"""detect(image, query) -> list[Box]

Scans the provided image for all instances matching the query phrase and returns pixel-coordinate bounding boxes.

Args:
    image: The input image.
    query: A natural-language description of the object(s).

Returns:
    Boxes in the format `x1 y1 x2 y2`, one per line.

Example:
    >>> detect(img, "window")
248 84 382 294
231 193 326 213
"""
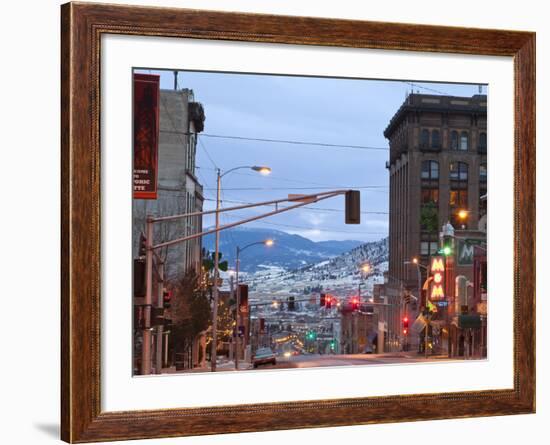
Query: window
421 160 439 180
480 162 487 182
450 131 459 150
421 188 439 204
450 190 468 206
460 131 469 150
479 132 487 148
431 130 440 148
420 129 430 148
420 241 440 256
450 162 469 228
478 132 487 154
450 162 468 181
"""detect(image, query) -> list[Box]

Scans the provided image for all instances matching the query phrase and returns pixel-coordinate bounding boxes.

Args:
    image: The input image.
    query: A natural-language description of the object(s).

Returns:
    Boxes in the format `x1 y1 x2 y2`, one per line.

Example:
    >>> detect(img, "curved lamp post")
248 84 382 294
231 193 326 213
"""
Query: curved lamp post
234 239 274 369
211 165 271 372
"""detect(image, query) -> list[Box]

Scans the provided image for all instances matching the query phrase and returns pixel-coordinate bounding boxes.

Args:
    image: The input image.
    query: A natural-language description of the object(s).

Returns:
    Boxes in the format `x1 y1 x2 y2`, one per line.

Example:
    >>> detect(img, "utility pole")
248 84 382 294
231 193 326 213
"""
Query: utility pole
211 169 221 372
141 216 154 375
155 261 164 374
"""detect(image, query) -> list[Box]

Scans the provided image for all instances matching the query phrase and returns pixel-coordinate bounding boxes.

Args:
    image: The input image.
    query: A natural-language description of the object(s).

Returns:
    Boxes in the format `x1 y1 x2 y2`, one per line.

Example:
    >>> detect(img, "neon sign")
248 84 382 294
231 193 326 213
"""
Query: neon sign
430 256 445 301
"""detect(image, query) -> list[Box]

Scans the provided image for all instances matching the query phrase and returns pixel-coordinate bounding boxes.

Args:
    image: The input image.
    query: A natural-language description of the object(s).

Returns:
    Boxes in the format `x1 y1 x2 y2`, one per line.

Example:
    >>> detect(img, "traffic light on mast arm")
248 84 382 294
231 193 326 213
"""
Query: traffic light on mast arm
138 232 147 257
351 297 360 311
320 293 326 307
345 190 361 224
326 295 332 309
402 316 409 335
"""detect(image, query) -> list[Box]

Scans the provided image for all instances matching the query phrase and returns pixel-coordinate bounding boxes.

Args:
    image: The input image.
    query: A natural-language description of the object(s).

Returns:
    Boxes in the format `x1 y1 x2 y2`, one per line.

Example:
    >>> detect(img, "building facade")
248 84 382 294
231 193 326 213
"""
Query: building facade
133 87 206 373
133 88 205 279
383 93 487 355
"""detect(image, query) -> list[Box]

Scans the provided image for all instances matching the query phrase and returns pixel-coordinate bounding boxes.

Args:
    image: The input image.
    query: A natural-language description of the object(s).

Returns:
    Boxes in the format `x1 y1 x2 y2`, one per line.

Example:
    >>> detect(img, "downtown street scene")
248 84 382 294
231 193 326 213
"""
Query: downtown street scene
132 70 488 375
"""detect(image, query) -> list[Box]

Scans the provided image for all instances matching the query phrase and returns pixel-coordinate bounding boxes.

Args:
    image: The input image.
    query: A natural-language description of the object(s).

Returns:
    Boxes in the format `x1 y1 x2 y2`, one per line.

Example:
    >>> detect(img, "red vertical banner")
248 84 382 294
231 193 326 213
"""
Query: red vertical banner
133 73 160 199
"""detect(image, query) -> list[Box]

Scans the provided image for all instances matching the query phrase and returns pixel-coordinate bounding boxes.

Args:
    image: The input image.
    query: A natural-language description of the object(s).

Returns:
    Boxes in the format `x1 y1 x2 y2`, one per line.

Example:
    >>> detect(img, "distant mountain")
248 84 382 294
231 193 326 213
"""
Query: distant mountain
202 226 363 272
247 237 389 298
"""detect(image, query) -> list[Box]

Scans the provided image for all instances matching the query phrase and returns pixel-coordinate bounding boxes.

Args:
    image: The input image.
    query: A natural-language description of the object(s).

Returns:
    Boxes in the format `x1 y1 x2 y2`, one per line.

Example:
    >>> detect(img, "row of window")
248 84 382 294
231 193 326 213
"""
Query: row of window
420 129 486 151
420 160 487 183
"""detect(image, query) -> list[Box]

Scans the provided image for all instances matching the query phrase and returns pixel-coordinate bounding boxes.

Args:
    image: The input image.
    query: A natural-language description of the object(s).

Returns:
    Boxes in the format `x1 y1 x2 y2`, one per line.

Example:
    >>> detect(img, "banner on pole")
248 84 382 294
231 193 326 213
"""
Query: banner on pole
133 73 160 199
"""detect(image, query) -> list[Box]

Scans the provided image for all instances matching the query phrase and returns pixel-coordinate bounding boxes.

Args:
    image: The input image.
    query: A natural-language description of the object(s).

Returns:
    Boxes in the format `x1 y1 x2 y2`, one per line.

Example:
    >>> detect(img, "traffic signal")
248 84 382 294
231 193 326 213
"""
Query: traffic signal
288 296 295 311
320 293 326 307
402 316 409 335
163 288 172 308
441 235 453 256
326 295 332 309
133 258 146 297
351 297 360 311
138 232 147 257
345 190 361 224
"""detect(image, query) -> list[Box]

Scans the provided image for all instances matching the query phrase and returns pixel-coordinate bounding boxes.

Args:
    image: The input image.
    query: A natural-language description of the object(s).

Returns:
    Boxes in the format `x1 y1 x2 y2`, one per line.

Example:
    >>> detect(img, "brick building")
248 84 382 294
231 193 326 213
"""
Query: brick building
382 93 488 355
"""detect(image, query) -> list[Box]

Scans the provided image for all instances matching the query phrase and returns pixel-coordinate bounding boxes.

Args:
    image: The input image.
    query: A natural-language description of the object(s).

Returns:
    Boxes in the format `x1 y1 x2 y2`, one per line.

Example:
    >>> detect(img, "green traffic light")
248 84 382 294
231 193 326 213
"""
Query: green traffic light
443 246 452 256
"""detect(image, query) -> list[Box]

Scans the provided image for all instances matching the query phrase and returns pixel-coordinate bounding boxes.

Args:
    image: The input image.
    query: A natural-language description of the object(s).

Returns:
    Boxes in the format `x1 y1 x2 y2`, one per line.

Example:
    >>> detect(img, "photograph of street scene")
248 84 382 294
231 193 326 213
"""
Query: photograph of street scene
132 69 488 376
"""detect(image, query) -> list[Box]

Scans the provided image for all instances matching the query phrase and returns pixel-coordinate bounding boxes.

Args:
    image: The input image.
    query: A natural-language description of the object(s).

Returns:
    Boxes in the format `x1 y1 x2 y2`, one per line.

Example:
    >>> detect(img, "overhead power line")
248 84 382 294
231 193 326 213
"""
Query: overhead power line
203 197 388 215
202 185 388 191
199 133 389 151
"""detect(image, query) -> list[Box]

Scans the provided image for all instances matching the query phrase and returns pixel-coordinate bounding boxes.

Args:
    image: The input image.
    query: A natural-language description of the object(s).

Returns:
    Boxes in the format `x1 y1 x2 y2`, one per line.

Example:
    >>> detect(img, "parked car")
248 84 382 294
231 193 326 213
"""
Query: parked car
252 347 277 368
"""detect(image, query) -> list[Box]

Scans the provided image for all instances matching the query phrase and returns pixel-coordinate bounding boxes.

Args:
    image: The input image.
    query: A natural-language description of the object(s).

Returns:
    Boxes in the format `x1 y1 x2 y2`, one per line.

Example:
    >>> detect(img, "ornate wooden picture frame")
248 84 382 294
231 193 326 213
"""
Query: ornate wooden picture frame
61 2 535 442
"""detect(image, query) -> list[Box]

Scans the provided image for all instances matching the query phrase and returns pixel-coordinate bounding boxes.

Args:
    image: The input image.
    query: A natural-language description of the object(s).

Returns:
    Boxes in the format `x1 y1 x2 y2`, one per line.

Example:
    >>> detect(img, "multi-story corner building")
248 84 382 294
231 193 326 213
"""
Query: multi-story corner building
383 93 488 356
133 88 205 280
384 93 487 291
133 86 206 373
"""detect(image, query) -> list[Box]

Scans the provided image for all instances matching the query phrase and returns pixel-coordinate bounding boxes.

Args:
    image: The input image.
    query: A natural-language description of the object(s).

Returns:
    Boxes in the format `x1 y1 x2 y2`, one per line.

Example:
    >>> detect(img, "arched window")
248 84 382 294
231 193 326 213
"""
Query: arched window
450 162 469 227
450 161 468 181
421 160 439 180
431 130 440 148
450 130 459 150
479 132 487 148
420 129 430 148
421 161 439 206
460 131 469 150
478 132 487 154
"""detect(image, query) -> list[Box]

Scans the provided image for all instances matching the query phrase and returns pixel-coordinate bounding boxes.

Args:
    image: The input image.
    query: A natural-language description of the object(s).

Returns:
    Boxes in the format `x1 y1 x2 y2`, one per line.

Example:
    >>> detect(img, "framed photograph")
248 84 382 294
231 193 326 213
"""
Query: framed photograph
61 2 535 442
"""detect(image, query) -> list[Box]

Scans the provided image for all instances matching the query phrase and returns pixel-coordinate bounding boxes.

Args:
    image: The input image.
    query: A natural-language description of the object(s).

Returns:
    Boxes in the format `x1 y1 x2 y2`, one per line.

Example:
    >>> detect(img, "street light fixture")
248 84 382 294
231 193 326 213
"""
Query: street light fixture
234 238 275 369
457 209 469 229
211 165 271 372
251 165 272 175
358 262 371 298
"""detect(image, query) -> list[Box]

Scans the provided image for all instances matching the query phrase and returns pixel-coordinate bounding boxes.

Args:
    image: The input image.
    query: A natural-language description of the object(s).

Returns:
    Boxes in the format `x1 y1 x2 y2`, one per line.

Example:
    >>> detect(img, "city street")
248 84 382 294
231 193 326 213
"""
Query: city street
245 352 455 371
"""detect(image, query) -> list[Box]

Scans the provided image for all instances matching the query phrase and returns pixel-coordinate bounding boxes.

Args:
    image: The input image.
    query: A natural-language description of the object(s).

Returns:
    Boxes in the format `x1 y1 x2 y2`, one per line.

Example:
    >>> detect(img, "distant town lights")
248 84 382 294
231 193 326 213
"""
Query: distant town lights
264 239 274 247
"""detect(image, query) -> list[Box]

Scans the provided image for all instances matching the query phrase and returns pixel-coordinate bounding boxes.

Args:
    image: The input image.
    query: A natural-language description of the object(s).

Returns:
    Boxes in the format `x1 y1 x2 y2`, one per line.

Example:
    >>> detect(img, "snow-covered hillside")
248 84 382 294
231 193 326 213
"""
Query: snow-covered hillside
242 237 389 301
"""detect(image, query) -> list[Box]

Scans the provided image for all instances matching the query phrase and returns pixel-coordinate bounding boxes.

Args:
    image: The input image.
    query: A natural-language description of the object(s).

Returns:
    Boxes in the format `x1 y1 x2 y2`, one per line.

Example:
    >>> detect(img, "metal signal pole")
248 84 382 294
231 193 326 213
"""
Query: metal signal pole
211 169 221 372
141 217 154 375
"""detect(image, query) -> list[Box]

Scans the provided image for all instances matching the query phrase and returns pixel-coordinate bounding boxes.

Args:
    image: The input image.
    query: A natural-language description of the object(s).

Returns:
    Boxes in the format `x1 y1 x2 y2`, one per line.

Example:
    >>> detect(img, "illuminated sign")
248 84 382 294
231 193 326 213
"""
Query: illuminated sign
430 256 445 301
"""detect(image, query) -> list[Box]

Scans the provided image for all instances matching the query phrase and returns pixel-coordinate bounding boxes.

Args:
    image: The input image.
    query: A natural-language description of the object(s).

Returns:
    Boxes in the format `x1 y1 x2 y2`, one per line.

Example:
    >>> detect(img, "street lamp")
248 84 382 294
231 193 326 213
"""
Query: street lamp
358 262 371 298
404 259 427 353
234 239 274 369
457 209 469 229
211 165 271 372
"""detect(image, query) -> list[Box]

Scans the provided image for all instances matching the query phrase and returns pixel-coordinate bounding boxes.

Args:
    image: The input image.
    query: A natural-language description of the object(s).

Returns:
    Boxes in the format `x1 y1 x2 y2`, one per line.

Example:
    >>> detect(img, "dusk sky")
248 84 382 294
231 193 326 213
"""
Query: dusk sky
136 68 485 242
